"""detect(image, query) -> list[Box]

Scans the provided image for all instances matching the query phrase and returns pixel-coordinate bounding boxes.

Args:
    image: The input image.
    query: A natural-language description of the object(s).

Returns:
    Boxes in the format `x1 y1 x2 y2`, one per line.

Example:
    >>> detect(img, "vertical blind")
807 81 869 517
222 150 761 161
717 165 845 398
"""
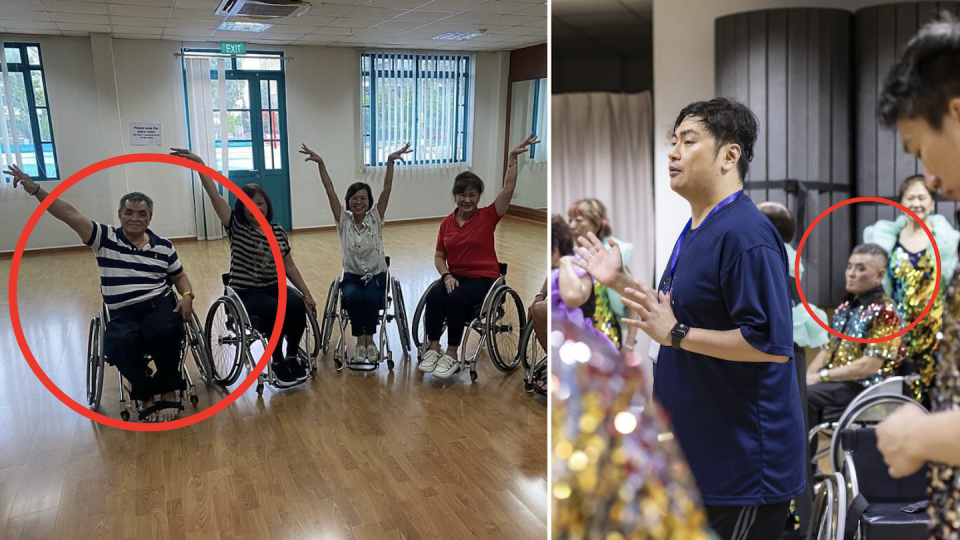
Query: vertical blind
360 52 471 167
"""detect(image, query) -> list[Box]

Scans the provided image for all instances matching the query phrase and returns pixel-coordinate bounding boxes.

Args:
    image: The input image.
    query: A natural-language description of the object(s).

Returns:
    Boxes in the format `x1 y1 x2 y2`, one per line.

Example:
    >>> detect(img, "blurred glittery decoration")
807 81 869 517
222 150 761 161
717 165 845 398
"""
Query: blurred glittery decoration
551 319 716 540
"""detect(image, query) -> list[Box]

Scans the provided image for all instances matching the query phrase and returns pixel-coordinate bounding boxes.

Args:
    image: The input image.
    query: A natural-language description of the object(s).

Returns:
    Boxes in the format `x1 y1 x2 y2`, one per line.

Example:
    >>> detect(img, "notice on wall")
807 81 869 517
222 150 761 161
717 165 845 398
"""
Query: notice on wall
130 123 162 146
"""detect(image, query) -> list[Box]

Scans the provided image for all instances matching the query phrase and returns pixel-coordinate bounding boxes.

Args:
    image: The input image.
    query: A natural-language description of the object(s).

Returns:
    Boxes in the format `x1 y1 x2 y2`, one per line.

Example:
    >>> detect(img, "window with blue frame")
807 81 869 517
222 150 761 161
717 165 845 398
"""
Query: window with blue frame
361 52 471 167
0 43 59 181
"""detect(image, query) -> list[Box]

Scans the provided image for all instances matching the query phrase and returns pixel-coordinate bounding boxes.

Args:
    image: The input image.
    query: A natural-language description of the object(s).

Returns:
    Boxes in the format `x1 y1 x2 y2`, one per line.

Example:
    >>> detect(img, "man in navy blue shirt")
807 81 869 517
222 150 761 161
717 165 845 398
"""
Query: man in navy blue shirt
576 97 805 540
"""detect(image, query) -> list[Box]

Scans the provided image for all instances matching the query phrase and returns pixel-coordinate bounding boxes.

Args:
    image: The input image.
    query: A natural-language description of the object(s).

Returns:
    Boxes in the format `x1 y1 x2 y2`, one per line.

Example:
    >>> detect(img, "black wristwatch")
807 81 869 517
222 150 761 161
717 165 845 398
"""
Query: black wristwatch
671 322 690 350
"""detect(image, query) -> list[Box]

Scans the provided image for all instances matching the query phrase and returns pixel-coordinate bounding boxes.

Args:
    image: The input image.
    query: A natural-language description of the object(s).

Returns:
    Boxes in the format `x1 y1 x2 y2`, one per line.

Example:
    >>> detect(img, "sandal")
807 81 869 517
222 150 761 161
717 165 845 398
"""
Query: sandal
137 400 184 422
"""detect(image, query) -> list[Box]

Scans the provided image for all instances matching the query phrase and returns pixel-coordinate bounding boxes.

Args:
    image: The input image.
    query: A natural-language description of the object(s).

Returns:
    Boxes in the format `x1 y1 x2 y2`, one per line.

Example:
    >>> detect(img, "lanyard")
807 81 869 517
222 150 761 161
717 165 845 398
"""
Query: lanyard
663 190 742 293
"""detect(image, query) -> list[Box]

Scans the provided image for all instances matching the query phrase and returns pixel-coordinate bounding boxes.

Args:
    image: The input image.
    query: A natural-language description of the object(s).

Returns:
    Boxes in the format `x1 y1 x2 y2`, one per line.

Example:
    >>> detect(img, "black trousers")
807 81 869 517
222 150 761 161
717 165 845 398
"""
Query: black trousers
424 276 494 346
340 272 387 337
103 292 185 402
807 380 865 460
706 502 791 540
236 286 307 362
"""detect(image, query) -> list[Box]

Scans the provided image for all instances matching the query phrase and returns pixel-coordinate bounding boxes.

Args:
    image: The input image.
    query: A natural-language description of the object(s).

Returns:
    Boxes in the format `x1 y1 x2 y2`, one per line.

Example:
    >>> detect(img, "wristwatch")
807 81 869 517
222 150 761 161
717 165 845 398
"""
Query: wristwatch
670 323 689 350
819 368 830 383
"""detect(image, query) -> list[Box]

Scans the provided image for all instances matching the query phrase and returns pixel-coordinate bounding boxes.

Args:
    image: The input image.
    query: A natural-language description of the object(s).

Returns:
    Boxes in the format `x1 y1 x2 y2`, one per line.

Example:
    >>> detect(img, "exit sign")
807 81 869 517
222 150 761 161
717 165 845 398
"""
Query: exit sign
220 42 246 55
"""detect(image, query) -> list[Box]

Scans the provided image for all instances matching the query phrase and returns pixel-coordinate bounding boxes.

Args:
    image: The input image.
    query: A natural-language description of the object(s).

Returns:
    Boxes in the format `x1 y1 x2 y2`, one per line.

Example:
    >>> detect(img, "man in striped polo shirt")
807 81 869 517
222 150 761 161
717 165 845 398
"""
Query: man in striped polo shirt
7 164 195 423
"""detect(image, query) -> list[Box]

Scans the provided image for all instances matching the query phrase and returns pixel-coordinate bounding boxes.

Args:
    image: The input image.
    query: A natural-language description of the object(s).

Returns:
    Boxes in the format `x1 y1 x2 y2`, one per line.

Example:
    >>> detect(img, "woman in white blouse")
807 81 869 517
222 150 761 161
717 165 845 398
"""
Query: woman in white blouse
300 142 411 363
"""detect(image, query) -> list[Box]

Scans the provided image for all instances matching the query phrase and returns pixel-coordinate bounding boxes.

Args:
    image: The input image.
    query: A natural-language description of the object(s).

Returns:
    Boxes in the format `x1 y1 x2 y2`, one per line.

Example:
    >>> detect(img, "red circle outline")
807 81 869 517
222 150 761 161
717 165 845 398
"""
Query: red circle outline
7 153 287 431
795 196 940 344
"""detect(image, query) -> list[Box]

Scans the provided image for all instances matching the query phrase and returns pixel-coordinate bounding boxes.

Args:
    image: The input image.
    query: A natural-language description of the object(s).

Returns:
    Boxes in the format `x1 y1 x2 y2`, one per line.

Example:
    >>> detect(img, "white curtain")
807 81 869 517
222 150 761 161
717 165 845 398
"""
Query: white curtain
0 42 23 191
184 57 229 240
360 52 470 176
552 91 655 353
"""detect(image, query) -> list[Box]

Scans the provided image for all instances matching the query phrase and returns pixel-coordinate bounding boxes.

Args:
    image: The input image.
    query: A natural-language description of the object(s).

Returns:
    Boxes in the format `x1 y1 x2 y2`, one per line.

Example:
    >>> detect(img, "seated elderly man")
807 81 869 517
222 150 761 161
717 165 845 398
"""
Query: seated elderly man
5 164 195 423
806 243 904 429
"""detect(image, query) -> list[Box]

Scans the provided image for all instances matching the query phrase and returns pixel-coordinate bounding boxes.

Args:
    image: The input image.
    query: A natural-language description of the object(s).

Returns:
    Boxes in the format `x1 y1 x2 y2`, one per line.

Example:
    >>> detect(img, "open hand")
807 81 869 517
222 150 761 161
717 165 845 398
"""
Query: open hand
618 281 677 346
169 148 204 165
444 275 459 293
4 164 36 192
299 143 323 164
572 232 626 289
509 133 540 157
387 143 412 164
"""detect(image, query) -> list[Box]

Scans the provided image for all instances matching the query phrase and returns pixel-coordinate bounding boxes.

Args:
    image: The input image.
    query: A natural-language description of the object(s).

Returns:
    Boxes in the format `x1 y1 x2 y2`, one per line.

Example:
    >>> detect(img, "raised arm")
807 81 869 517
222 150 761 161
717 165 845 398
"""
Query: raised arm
299 143 341 223
5 164 93 242
169 148 232 226
378 143 412 220
494 134 540 216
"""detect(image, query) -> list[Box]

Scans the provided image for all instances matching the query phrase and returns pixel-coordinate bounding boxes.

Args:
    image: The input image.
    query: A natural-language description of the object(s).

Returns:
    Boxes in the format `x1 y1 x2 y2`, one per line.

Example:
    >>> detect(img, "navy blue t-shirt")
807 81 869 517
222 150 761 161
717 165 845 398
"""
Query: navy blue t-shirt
654 192 805 506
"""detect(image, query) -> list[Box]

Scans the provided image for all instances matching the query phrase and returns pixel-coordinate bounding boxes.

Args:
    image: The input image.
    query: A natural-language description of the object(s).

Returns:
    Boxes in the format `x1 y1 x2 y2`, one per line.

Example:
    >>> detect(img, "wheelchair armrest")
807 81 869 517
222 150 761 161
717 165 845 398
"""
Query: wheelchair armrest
498 262 508 276
385 256 390 267
221 273 230 287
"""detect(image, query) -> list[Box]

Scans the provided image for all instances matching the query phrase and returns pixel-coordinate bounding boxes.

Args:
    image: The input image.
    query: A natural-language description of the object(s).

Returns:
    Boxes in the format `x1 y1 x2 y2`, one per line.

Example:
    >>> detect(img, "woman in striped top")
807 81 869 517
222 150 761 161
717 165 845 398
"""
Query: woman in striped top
171 148 315 388
298 142 411 363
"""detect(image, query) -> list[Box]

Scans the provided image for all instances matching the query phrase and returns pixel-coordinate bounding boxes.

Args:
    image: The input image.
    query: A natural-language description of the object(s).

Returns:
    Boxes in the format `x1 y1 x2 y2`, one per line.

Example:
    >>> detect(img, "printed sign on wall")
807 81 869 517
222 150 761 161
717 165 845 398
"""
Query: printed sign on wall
130 123 162 146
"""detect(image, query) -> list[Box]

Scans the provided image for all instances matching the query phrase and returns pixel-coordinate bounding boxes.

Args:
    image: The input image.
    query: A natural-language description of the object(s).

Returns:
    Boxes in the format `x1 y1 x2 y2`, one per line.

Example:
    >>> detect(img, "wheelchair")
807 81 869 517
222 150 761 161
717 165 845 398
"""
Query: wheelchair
808 375 921 478
519 318 547 395
410 263 525 382
318 257 411 371
85 294 211 421
203 274 320 395
808 421 929 540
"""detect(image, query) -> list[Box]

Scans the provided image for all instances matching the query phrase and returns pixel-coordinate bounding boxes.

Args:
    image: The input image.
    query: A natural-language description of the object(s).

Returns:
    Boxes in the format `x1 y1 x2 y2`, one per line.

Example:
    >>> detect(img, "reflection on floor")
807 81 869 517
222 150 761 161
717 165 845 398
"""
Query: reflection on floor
0 217 547 540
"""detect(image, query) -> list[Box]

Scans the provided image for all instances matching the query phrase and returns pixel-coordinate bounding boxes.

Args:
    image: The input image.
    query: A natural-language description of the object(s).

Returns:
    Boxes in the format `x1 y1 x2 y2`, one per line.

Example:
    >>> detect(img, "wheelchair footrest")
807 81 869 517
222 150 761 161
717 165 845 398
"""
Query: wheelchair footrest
346 360 380 372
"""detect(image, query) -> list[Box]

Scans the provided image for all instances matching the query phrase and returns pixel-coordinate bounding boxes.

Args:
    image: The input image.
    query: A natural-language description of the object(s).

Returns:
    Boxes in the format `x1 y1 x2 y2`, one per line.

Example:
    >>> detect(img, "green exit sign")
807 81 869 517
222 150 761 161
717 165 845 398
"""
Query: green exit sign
220 42 246 55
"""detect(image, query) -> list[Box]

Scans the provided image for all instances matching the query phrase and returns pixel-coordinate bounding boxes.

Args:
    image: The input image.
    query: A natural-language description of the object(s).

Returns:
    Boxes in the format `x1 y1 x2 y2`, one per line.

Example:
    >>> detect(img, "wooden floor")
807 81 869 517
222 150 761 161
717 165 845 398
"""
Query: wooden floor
0 217 548 540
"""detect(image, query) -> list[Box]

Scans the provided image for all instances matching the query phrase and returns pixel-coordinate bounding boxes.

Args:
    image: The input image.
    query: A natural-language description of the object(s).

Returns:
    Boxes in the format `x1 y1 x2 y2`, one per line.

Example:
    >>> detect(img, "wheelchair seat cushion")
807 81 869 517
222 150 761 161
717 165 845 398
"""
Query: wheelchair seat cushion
860 502 929 540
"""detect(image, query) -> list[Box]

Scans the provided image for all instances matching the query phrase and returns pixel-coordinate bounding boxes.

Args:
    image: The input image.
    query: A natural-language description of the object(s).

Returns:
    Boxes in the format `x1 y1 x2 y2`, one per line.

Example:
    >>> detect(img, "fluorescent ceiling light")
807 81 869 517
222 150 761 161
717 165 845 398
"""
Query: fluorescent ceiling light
433 32 484 41
218 21 272 32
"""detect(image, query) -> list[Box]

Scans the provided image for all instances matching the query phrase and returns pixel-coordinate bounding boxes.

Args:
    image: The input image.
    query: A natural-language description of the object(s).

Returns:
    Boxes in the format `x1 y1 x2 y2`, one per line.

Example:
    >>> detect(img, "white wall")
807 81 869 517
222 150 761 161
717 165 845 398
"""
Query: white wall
651 0 903 275
0 35 511 252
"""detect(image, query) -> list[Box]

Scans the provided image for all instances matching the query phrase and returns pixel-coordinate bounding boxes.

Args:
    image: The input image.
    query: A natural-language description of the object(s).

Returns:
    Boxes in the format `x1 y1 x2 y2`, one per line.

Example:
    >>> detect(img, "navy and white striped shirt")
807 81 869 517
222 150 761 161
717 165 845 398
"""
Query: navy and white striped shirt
84 222 183 310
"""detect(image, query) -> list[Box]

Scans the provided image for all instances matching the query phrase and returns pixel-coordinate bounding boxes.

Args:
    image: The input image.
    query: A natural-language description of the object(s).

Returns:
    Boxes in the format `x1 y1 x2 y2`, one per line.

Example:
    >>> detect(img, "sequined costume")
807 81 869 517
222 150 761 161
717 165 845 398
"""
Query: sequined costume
822 286 903 386
864 214 960 400
552 254 616 355
890 242 945 400
551 319 717 539
928 268 960 539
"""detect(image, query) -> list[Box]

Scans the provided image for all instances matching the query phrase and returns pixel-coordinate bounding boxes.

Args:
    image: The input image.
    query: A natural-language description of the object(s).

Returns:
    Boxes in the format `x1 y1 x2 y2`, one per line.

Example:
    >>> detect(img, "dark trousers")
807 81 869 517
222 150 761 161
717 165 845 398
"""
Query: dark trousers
103 292 185 402
807 380 865 459
340 272 387 337
236 286 307 363
706 502 791 540
425 276 494 346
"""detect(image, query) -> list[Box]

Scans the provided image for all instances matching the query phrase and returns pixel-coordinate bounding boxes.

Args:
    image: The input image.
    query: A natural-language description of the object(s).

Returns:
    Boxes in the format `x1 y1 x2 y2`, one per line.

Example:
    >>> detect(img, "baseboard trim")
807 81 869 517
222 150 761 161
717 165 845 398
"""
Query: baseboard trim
506 205 547 223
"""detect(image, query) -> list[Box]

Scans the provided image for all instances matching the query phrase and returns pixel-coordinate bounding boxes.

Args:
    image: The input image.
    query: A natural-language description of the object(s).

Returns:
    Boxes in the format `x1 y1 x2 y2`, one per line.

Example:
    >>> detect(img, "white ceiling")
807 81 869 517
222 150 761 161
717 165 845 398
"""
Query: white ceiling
552 0 650 57
0 0 546 51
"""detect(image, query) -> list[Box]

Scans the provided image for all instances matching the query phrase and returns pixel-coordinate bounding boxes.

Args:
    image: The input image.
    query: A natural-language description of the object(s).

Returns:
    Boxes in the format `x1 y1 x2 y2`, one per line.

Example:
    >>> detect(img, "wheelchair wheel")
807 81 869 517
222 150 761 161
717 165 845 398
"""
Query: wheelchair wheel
519 319 542 371
204 297 245 386
486 286 525 373
86 314 104 410
412 280 437 355
829 394 925 474
320 277 339 355
186 311 214 384
392 278 411 354
300 304 320 372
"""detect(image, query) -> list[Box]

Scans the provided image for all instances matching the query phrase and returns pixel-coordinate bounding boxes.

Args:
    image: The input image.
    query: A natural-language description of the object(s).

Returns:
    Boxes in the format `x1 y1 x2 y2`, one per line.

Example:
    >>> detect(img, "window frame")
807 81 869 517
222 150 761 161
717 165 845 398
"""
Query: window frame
2 42 59 181
361 51 471 168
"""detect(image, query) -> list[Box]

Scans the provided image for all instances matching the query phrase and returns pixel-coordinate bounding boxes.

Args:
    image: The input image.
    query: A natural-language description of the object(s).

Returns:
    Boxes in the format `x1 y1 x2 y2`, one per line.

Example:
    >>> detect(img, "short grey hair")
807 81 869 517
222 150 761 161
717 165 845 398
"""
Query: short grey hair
851 243 889 269
118 192 154 215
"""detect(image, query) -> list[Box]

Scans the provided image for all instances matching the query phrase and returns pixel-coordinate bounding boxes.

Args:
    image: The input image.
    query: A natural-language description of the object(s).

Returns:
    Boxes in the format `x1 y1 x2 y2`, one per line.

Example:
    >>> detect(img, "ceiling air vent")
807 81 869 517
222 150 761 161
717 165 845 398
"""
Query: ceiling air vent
216 0 311 19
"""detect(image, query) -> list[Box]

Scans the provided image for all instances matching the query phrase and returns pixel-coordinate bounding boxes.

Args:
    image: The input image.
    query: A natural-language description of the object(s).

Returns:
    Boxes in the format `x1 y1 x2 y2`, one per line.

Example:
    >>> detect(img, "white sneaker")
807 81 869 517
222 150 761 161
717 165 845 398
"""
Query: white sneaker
433 355 459 379
351 346 365 363
366 344 379 361
419 350 441 372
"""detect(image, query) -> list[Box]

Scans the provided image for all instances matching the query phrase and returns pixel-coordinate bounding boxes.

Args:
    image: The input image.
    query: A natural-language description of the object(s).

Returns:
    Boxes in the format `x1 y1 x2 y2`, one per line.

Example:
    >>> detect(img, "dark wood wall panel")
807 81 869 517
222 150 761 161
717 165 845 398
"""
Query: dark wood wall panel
854 2 960 241
716 8 852 305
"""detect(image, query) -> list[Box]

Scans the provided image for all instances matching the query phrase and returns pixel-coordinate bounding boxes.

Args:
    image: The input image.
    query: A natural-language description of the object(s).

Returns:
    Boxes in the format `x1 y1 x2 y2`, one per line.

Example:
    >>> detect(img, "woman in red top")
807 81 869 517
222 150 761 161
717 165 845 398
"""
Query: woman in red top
419 135 539 379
